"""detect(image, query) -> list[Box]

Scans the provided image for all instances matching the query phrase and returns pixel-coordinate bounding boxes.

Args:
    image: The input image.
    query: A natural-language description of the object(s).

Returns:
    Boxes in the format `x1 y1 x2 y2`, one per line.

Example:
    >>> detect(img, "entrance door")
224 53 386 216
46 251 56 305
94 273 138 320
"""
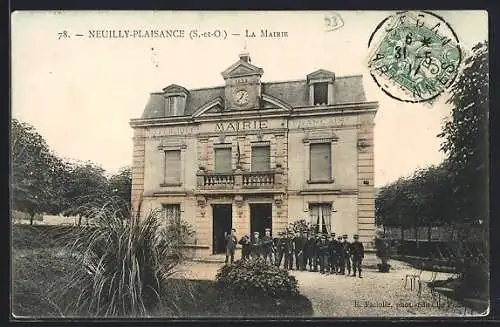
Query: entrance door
250 203 273 237
212 204 232 254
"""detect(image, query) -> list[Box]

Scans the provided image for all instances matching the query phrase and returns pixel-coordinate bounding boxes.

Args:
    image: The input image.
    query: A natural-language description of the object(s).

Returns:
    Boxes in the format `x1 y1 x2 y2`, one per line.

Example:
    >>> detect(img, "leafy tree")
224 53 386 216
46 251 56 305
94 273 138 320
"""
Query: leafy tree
62 161 109 225
375 164 457 236
11 119 63 224
108 167 132 204
438 41 489 225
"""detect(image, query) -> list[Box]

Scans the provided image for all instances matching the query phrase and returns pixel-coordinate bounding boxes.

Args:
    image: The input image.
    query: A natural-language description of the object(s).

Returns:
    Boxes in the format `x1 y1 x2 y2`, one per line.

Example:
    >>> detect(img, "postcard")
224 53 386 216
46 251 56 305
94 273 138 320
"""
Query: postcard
11 10 489 318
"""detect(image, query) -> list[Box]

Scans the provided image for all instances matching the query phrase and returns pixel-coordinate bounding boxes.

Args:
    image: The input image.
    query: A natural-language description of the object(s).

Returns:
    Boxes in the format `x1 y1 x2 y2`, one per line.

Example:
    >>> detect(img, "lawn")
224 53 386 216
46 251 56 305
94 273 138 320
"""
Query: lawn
11 225 313 318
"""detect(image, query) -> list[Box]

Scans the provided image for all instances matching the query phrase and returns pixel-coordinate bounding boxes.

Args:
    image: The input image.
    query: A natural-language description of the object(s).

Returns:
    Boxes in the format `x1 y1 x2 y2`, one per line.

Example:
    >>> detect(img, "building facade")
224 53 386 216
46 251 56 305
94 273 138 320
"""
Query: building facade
129 52 378 257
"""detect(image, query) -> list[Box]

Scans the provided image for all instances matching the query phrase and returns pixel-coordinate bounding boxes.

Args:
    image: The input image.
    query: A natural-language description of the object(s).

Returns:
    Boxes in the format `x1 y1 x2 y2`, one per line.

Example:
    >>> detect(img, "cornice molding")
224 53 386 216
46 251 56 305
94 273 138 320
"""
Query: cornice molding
129 101 379 128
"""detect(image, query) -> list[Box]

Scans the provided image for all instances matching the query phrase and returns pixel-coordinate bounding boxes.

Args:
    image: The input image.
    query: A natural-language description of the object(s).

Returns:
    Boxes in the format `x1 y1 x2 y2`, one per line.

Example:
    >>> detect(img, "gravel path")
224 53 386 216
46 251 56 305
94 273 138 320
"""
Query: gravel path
173 254 486 317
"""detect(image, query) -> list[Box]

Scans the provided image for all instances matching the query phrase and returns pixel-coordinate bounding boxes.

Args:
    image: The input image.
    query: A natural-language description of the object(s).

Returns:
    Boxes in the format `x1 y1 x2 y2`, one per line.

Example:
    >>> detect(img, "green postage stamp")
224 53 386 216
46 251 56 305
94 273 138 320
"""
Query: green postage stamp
367 11 463 103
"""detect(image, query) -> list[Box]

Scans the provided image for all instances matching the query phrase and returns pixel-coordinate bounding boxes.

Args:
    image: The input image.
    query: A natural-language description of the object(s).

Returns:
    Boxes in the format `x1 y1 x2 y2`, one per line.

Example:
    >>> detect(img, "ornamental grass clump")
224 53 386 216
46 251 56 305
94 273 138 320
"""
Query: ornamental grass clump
51 198 193 317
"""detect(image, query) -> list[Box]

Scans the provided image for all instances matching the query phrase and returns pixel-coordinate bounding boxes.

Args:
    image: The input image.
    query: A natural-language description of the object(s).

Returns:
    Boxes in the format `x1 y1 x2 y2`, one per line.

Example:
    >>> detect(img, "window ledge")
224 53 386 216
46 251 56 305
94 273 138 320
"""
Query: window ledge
307 179 334 184
160 183 182 187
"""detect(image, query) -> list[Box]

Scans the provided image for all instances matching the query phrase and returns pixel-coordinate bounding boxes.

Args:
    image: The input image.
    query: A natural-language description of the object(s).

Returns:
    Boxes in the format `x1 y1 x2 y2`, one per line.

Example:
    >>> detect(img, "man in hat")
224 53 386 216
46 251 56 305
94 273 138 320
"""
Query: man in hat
318 234 330 274
261 228 274 264
336 236 345 274
251 231 262 259
292 230 307 271
238 233 252 261
276 230 293 269
313 233 321 272
224 228 238 264
328 232 338 274
304 232 315 272
351 234 365 278
272 235 280 265
341 234 352 275
284 229 295 270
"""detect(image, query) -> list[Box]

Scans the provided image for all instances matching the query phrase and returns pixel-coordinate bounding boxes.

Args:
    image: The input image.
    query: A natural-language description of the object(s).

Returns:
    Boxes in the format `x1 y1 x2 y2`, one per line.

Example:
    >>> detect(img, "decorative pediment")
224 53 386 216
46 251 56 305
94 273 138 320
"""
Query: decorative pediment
192 97 224 117
221 60 264 79
162 84 189 95
261 94 292 111
306 69 336 84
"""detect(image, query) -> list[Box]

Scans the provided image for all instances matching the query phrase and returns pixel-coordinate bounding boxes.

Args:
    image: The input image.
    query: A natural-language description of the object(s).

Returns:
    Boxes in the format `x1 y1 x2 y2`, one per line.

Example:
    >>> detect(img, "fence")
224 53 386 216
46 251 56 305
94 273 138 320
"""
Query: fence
381 225 486 242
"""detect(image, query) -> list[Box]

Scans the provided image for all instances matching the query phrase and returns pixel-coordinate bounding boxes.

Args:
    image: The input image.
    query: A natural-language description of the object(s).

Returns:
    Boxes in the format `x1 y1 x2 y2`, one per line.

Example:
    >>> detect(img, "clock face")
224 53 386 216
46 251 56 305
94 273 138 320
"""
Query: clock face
233 89 249 106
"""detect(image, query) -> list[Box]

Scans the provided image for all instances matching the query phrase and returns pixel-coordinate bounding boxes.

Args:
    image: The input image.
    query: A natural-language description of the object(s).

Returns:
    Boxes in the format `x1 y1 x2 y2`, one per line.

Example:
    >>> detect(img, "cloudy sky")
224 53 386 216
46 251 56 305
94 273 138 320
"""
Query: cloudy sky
11 11 488 186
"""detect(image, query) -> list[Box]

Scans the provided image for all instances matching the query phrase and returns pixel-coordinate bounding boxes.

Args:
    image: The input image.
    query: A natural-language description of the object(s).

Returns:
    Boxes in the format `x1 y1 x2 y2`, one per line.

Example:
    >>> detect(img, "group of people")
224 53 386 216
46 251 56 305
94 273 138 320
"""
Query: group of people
224 227 365 278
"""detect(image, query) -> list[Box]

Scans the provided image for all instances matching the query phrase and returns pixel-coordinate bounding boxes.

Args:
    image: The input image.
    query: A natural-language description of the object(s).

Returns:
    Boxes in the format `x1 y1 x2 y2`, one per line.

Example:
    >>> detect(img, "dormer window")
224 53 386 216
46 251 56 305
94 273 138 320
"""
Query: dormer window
313 82 328 105
162 84 189 117
165 96 183 116
307 69 336 106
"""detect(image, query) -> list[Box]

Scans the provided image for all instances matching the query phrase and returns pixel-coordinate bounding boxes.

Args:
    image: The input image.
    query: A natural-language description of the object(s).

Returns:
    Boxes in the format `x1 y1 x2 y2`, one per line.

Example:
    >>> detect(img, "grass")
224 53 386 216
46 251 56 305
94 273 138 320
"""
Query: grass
12 224 313 318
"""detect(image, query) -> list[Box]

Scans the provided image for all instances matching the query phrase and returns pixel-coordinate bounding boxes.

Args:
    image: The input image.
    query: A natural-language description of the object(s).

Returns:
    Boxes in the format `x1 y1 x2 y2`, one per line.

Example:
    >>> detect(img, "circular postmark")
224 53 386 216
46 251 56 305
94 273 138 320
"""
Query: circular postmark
367 11 462 103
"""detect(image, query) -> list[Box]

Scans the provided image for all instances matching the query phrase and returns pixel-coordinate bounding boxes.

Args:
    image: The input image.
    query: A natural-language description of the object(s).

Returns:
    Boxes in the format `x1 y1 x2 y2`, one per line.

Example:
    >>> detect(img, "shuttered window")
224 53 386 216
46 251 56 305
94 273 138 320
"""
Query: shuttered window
313 82 328 105
251 145 270 172
215 148 232 173
164 150 181 184
310 143 332 181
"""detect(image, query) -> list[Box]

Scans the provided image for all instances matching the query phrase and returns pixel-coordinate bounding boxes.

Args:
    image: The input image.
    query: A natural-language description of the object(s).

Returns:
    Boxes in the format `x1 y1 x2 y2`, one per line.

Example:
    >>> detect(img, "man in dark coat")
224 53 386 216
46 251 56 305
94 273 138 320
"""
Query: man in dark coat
224 228 238 264
251 231 262 259
261 228 274 264
292 230 307 270
275 231 287 268
341 234 352 275
238 233 251 261
318 234 330 274
313 234 321 272
336 236 345 274
350 234 365 278
328 232 337 274
284 230 294 270
304 232 315 271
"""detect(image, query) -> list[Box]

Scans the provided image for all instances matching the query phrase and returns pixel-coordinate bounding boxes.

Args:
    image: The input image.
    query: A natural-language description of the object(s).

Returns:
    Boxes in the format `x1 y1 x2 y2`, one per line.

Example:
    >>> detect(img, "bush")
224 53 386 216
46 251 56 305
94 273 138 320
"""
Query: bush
215 258 299 299
49 199 194 317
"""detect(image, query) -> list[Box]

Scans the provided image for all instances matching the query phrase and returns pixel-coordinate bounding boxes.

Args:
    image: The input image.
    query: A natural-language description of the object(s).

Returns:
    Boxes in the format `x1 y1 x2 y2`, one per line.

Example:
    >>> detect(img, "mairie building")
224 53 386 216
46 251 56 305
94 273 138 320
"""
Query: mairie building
129 51 378 257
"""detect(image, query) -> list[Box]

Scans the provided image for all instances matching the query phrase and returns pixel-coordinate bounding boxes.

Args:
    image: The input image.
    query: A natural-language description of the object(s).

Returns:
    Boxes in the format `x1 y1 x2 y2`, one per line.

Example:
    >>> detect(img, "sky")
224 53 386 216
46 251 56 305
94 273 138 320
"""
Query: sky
11 11 488 186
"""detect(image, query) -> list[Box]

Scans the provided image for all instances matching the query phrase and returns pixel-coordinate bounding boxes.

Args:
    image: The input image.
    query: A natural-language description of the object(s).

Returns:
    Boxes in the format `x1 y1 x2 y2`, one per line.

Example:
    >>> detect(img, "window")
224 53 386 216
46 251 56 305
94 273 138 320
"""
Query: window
214 147 232 173
164 150 181 185
251 145 270 172
309 203 332 234
309 143 332 181
165 96 184 116
163 204 181 222
165 97 175 116
313 82 328 105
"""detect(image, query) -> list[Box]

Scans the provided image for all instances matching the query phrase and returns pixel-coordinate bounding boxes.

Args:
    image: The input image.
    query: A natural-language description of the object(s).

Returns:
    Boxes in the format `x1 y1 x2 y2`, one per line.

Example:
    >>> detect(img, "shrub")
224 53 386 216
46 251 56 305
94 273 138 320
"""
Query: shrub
215 258 299 299
50 199 194 317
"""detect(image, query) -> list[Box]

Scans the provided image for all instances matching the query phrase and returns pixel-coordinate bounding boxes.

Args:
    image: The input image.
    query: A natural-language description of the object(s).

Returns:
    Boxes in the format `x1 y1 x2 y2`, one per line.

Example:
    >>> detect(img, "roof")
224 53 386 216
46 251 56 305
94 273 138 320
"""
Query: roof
140 75 367 119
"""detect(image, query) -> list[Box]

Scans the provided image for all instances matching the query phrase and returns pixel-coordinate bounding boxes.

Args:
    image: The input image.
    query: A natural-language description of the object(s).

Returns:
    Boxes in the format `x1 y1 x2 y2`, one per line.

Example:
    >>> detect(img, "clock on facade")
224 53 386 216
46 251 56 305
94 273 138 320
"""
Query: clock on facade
233 89 249 106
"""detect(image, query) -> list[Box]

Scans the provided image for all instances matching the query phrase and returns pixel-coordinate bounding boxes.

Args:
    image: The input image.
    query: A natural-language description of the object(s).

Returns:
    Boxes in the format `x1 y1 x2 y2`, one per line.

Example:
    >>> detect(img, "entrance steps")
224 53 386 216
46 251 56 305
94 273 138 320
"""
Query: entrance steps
191 254 227 264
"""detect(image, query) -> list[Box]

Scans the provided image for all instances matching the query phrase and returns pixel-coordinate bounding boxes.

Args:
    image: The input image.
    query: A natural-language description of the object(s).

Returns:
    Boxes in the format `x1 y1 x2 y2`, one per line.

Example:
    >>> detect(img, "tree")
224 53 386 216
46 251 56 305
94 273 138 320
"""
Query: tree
438 41 489 225
62 161 110 225
375 164 457 236
11 119 63 224
108 166 132 217
108 167 132 204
